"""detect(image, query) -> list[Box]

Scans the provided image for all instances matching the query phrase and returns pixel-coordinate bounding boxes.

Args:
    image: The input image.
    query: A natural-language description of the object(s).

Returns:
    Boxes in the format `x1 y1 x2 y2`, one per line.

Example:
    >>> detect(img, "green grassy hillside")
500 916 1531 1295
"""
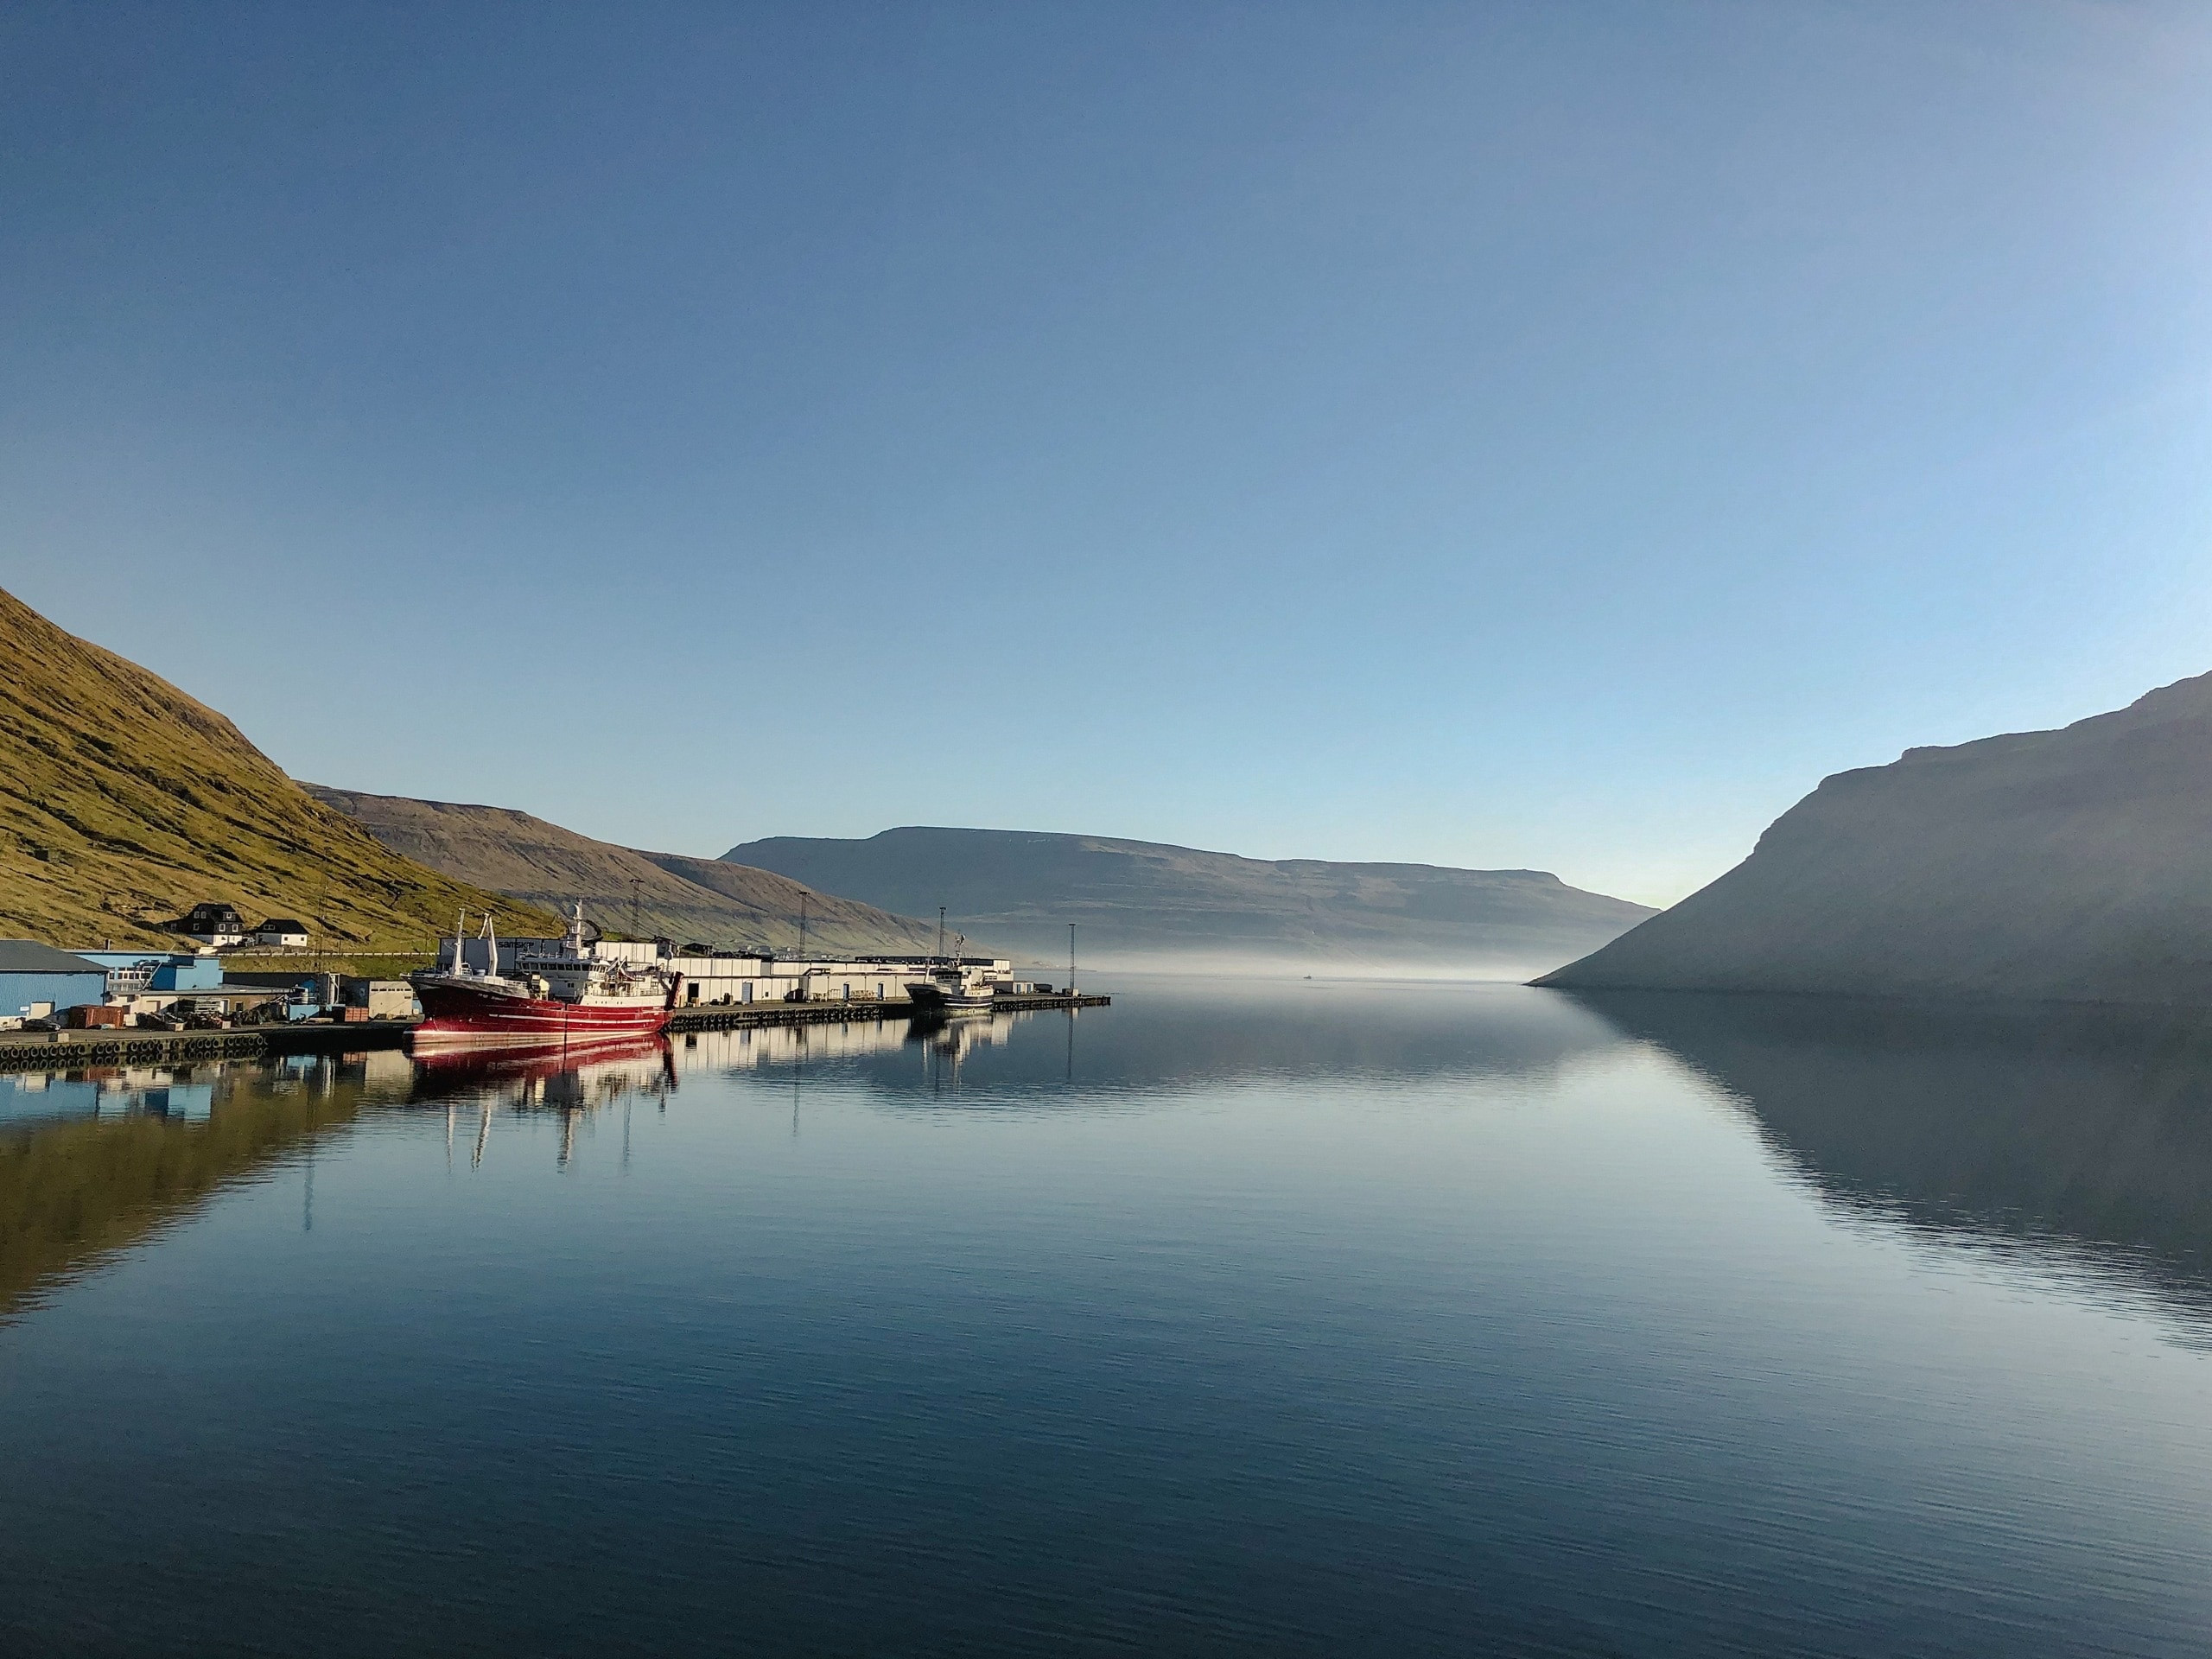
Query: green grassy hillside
0 587 560 949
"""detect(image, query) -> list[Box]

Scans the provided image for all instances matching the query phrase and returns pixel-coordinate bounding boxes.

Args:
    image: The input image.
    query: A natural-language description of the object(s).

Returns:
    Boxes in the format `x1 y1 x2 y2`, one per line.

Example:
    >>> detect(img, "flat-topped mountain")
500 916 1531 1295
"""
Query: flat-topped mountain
723 827 1656 976
0 587 556 949
309 787 935 956
1540 671 2212 1006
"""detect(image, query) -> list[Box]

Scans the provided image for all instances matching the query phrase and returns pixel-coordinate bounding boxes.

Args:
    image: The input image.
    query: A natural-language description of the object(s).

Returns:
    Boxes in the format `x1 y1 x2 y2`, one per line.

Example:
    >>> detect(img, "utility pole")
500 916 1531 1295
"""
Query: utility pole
1069 922 1076 996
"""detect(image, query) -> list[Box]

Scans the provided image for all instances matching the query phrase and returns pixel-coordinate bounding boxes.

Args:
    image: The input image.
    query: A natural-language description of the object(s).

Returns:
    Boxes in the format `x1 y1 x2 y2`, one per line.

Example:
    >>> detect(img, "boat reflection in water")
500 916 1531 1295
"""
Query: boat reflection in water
397 1007 1061 1163
907 1007 1019 1057
410 1034 677 1168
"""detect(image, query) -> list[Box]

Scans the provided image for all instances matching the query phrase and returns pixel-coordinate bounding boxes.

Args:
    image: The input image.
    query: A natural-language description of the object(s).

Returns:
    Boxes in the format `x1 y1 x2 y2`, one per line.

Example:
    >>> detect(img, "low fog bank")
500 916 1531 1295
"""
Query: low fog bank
1001 944 1594 982
731 827 1655 979
855 975 1637 1101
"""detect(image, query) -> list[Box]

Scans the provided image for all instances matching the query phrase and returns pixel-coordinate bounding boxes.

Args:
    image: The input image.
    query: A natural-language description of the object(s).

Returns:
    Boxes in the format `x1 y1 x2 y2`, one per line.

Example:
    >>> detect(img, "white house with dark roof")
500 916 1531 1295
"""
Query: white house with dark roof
176 902 247 946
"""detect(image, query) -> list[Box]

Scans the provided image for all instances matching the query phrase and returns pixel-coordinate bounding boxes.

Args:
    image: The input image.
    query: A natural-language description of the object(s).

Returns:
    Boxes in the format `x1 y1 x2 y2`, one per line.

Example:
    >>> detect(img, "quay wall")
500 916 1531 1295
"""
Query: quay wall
0 994 1109 1072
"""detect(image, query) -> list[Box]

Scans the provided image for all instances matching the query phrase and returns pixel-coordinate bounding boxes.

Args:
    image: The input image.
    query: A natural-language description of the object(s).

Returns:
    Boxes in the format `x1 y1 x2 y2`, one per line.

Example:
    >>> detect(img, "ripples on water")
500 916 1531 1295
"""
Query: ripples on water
3 978 2211 1656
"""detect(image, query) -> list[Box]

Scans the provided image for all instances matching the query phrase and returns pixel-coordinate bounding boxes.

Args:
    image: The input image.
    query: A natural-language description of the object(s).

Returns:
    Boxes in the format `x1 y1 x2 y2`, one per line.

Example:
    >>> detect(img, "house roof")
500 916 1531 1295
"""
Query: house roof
0 939 107 976
257 918 308 932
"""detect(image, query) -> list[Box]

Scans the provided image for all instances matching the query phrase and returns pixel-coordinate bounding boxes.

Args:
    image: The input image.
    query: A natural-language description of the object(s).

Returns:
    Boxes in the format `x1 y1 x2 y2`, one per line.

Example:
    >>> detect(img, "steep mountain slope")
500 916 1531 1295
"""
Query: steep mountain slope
1540 671 2212 1005
0 588 557 949
308 787 936 955
724 827 1656 975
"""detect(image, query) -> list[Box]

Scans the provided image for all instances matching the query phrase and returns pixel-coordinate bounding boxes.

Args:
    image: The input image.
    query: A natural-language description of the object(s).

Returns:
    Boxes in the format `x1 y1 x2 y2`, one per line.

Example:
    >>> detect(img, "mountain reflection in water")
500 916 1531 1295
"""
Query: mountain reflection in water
12 986 2212 1336
1570 990 2212 1335
6 982 2212 1656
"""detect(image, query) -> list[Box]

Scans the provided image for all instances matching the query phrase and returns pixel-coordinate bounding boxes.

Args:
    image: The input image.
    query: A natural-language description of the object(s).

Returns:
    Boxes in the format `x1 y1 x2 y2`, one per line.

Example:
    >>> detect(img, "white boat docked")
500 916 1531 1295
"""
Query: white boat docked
904 963 995 1014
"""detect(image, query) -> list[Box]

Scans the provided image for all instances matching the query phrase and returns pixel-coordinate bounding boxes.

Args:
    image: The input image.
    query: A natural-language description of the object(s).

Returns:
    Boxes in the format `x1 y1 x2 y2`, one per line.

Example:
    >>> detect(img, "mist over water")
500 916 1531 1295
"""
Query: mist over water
4 980 2212 1655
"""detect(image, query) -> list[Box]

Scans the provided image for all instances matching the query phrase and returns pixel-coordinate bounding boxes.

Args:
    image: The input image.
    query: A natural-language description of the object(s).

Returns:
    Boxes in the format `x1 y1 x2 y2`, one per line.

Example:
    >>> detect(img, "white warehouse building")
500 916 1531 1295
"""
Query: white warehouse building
435 936 1017 1007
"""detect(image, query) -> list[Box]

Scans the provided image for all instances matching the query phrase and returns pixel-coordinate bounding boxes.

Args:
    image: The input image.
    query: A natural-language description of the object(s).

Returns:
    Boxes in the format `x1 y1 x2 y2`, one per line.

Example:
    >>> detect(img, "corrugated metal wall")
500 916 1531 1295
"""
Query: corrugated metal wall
1 971 107 1016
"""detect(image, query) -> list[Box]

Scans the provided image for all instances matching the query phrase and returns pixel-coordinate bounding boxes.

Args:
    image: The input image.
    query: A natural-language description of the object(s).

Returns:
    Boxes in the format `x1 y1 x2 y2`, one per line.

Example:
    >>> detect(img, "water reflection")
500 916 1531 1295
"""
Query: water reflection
674 1015 916 1073
9 985 2212 1653
385 982 1632 1128
843 978 1627 1102
0 1061 229 1127
0 1052 390 1323
24 983 2212 1340
1569 990 2212 1332
410 1036 679 1168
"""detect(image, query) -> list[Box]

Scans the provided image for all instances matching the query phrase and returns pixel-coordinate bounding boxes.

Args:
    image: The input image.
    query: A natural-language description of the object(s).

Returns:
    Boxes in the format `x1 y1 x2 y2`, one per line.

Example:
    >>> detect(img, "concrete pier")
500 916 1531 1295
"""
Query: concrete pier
667 990 1109 1033
0 1027 272 1071
0 994 1110 1072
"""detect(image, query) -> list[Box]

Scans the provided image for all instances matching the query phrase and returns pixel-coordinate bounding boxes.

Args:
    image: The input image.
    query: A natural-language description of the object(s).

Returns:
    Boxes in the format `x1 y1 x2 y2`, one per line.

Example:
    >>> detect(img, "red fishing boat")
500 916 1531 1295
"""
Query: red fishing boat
410 906 681 1049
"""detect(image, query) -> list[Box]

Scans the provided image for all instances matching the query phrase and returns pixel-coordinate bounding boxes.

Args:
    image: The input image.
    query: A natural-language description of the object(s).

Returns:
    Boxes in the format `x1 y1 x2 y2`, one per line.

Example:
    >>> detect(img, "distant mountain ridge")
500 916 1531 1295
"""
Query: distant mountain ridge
1540 671 2212 1006
0 587 556 949
724 827 1656 975
308 787 936 956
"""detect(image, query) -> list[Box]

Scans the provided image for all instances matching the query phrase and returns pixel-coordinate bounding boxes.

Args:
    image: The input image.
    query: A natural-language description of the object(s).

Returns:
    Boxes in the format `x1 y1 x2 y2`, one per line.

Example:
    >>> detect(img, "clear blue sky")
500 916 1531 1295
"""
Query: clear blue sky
4 3 2209 906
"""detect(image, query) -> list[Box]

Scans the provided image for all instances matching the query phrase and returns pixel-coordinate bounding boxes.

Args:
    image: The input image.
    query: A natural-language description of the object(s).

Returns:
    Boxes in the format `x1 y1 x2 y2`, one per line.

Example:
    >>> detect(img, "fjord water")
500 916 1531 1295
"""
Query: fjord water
4 983 2212 1656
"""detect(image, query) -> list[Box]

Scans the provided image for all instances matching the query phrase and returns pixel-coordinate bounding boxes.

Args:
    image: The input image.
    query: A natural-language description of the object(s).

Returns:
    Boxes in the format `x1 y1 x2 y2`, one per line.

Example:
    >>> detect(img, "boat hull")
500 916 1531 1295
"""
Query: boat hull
413 980 672 1049
905 982 995 1014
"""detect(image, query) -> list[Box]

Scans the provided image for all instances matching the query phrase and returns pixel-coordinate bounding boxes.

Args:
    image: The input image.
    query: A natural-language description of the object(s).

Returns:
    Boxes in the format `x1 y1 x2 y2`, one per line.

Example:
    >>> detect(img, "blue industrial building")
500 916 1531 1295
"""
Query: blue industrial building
0 940 110 1020
73 950 225 994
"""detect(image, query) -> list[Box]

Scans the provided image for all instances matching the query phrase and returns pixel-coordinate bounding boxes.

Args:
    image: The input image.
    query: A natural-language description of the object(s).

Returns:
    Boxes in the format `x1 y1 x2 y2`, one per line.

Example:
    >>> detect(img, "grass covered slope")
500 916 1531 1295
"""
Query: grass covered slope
0 588 557 949
308 787 936 956
725 827 1656 976
1540 671 2212 1006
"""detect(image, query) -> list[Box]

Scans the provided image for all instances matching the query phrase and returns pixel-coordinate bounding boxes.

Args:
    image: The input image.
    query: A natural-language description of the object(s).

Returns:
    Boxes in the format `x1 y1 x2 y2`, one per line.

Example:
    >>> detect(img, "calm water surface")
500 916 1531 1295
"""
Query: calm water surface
4 978 2212 1656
